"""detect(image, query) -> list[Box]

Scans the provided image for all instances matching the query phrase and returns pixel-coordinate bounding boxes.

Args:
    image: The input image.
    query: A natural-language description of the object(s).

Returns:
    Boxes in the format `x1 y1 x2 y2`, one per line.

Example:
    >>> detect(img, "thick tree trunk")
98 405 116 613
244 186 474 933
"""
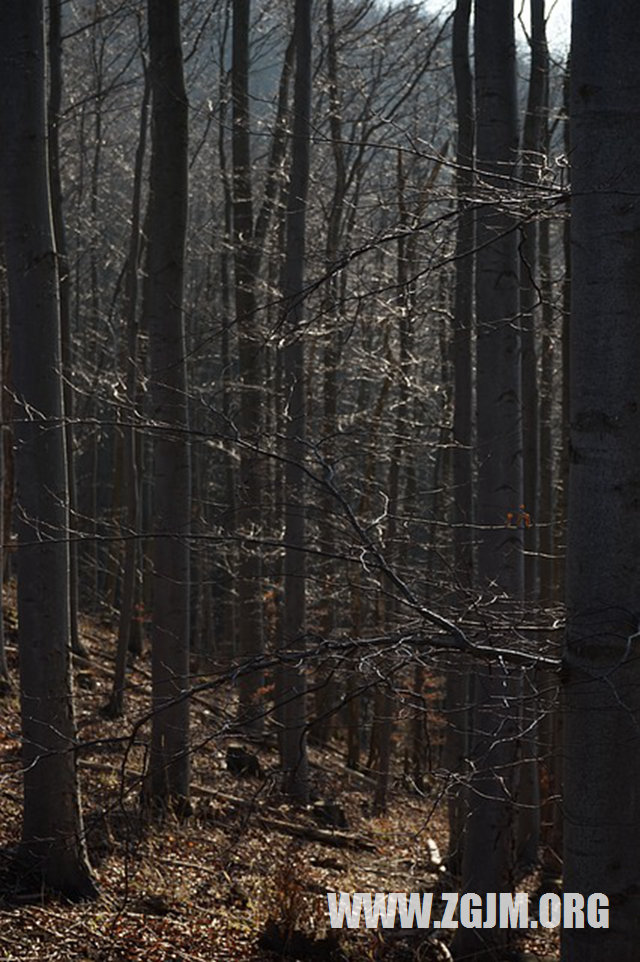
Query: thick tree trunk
452 1 523 957
145 0 191 811
0 2 96 898
564 5 640 958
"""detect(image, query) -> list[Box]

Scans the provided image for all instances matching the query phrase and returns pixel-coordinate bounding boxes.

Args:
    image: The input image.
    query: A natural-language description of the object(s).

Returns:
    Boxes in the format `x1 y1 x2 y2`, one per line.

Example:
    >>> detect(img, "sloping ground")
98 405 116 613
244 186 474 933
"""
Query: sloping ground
0 598 558 961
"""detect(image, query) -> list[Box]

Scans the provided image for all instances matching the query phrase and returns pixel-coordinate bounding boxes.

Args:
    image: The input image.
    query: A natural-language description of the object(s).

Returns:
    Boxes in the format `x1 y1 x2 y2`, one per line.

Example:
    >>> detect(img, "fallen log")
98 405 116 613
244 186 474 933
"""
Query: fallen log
78 759 377 851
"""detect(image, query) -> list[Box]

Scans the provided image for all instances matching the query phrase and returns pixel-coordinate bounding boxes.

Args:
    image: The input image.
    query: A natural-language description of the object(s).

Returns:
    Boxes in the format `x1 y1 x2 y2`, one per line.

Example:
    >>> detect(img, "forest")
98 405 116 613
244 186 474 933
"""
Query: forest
0 0 638 960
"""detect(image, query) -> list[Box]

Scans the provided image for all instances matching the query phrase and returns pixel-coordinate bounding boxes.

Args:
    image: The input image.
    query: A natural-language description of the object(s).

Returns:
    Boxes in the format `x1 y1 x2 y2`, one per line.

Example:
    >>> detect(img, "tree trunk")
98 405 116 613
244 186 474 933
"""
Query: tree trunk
538 213 554 602
564 5 640 958
444 0 473 879
555 61 571 603
47 0 86 659
108 65 149 718
215 10 238 665
452 1 523 957
519 0 547 599
1 288 13 591
89 21 104 609
0 1 96 898
145 0 191 812
0 257 7 690
312 0 345 748
232 0 264 729
515 0 548 871
280 0 312 805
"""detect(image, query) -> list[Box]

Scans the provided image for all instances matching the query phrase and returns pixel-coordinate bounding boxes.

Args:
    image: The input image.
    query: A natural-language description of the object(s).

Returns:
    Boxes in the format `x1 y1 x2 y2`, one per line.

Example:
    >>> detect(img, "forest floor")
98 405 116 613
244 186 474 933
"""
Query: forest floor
0 597 559 962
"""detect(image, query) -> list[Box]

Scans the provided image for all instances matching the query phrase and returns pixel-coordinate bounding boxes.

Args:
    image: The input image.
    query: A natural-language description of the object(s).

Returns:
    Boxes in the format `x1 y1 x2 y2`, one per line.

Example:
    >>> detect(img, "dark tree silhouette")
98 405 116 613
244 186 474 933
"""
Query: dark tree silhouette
0 1 96 898
144 0 191 810
564 2 640 958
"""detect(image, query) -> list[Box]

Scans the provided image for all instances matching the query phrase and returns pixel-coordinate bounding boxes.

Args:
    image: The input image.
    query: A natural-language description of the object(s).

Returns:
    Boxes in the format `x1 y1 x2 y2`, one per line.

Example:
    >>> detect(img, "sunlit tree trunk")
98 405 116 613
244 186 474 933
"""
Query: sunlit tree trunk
0 1 96 897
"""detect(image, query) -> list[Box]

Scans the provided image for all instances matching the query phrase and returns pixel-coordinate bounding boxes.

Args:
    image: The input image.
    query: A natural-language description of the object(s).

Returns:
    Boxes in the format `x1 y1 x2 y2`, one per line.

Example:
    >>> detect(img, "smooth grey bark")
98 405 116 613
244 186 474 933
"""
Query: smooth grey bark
0 2 96 897
280 0 312 805
563 5 640 959
145 0 191 810
444 0 473 879
452 1 523 958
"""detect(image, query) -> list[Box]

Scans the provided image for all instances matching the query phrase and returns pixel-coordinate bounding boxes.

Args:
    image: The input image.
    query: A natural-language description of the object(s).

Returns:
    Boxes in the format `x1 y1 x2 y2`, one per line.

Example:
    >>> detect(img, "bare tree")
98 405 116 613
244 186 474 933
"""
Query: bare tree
0 1 96 897
144 0 191 811
280 0 312 805
443 0 473 877
231 0 265 729
47 0 88 660
452 0 523 957
231 0 294 730
108 53 150 718
564 3 640 958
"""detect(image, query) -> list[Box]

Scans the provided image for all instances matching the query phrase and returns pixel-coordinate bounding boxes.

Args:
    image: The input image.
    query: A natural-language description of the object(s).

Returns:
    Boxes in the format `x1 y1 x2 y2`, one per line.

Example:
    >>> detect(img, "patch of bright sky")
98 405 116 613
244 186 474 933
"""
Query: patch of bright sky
426 0 571 55
515 0 570 54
